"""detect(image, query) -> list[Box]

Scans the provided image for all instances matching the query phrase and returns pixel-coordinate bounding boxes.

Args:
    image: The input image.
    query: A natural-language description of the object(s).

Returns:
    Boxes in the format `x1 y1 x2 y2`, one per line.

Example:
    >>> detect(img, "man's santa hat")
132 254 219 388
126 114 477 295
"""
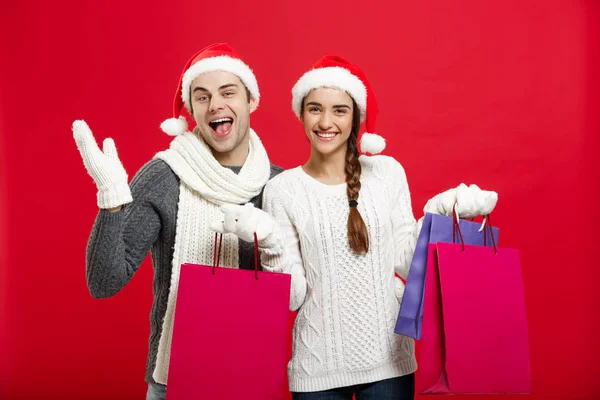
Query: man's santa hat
291 55 385 155
160 43 260 136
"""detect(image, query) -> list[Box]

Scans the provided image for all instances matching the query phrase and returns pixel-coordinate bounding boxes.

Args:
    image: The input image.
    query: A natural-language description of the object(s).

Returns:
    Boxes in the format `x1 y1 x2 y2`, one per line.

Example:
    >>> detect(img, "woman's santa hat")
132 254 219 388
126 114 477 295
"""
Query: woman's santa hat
291 55 385 155
160 43 260 136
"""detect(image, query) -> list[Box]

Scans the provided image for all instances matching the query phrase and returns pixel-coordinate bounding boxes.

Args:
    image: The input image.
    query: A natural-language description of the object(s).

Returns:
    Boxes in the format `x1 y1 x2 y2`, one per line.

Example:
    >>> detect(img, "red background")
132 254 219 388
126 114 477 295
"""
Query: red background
1 1 599 399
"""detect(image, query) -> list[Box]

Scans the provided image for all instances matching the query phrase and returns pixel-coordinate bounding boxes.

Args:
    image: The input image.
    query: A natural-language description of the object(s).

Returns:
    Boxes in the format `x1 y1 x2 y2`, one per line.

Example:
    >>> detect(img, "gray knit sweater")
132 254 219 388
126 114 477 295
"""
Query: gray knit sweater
85 158 283 383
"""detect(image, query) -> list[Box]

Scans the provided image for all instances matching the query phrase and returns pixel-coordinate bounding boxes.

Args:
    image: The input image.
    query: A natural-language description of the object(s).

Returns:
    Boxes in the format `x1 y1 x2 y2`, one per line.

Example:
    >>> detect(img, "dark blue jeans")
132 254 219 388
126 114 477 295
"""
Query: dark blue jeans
146 382 166 400
292 374 415 400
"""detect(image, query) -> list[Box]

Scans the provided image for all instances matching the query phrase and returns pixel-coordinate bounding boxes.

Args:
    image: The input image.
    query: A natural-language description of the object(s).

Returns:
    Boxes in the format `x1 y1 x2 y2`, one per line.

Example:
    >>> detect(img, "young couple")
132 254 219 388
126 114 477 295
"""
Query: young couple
73 43 497 400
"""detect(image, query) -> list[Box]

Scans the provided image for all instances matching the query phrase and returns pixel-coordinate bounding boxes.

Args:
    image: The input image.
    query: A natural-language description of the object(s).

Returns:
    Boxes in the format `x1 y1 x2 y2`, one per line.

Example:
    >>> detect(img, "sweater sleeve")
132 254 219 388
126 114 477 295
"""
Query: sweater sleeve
387 158 420 281
85 160 176 298
260 179 307 311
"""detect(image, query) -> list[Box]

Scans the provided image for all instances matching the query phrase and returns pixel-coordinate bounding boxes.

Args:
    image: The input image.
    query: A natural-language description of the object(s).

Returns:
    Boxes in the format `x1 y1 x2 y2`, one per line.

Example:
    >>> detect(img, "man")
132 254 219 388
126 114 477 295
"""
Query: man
73 43 282 400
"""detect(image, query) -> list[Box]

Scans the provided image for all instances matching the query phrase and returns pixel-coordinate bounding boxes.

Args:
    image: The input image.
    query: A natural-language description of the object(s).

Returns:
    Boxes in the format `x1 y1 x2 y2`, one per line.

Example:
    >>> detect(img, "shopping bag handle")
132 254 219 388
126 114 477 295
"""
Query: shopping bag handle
451 205 495 247
212 232 260 280
452 215 493 246
453 205 488 231
452 205 497 254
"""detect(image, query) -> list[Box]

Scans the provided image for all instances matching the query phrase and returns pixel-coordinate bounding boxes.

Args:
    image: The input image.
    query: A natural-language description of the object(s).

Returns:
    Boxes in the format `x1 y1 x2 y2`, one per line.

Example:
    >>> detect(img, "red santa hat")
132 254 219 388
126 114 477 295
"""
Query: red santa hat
160 43 260 136
291 55 385 155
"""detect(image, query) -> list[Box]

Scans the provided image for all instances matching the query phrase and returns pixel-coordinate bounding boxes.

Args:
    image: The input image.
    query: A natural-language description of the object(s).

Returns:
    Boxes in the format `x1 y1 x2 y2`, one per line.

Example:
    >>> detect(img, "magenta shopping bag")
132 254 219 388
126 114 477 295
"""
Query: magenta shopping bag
167 234 292 400
418 219 531 394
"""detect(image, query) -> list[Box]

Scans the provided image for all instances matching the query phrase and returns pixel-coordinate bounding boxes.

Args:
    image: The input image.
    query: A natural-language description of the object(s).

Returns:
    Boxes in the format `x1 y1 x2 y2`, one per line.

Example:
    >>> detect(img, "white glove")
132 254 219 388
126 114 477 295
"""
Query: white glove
424 183 498 218
210 203 277 247
73 120 133 209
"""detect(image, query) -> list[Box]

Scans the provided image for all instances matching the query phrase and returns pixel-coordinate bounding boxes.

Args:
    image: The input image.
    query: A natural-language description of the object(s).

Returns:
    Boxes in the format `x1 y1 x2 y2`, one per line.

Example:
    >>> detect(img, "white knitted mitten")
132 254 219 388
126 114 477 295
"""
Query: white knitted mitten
424 183 498 218
73 120 133 209
210 203 277 248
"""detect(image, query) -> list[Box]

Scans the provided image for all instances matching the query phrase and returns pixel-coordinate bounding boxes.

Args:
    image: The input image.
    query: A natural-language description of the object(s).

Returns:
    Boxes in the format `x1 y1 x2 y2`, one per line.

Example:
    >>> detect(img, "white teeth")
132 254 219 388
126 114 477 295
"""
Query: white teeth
211 118 232 123
316 132 336 138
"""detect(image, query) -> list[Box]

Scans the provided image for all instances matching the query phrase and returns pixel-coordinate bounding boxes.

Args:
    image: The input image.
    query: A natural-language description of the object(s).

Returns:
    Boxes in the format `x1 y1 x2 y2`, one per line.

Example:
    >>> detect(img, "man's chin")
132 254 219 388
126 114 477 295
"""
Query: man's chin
207 136 237 154
199 125 249 158
198 128 231 145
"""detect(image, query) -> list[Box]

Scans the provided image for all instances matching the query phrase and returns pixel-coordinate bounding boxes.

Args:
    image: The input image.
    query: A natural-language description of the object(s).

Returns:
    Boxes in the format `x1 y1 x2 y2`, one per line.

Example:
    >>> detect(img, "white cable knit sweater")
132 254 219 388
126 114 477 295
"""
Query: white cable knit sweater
261 155 419 392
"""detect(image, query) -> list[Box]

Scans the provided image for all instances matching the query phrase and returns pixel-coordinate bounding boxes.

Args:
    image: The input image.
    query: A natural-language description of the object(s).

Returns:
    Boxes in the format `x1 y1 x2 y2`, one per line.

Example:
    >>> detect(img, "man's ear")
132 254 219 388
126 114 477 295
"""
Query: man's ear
249 96 258 113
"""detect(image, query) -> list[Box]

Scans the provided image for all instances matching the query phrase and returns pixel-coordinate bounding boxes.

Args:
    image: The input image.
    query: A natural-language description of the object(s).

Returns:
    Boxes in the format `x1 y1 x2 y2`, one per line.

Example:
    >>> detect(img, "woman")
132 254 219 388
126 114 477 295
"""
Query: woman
213 55 496 399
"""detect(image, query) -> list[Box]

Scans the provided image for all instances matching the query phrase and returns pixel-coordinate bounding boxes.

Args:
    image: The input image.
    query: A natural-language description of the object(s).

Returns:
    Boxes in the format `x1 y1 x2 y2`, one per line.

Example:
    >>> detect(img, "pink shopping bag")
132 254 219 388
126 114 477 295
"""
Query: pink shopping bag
418 216 531 394
167 233 292 400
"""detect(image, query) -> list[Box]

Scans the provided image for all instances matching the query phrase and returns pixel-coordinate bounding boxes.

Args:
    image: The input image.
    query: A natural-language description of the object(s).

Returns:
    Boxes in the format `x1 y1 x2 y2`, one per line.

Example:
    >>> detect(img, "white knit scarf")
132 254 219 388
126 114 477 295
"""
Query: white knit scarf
151 128 271 384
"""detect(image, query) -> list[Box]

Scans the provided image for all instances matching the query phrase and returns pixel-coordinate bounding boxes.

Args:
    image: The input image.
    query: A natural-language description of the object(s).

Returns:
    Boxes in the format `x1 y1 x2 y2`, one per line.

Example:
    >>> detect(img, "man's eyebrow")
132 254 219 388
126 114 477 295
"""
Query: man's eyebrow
192 83 239 93
192 86 208 93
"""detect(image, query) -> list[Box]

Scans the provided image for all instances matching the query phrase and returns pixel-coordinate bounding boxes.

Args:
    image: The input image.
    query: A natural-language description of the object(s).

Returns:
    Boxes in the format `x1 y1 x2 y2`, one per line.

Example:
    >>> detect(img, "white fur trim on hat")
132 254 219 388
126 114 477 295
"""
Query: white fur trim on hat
181 56 260 111
160 116 188 136
292 67 367 121
360 133 386 155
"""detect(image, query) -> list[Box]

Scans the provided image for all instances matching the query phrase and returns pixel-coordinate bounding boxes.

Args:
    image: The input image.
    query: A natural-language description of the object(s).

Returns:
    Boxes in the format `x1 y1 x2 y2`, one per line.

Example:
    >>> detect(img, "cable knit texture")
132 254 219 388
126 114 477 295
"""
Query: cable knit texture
261 155 419 392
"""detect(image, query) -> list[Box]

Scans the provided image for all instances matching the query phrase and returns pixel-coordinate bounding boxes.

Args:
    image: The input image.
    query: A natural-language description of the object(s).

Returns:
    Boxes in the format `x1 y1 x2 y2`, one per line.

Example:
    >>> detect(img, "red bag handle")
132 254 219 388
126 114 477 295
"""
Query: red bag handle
452 211 493 246
452 205 497 254
212 232 260 280
484 213 498 254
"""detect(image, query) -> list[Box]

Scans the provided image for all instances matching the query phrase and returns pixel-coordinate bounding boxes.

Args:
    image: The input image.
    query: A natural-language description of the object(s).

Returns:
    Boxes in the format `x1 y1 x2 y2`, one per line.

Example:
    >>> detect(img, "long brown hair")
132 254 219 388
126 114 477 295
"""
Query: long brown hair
345 99 369 253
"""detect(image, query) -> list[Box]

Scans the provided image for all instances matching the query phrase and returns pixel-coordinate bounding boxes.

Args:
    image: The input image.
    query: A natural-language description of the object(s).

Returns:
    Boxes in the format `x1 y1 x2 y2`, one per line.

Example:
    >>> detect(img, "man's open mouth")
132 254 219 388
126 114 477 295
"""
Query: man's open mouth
209 117 233 135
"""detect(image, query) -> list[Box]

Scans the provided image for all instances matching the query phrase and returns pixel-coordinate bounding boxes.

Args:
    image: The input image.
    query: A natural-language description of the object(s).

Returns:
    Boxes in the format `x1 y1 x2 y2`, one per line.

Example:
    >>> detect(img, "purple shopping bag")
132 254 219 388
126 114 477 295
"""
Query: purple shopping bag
394 212 498 339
